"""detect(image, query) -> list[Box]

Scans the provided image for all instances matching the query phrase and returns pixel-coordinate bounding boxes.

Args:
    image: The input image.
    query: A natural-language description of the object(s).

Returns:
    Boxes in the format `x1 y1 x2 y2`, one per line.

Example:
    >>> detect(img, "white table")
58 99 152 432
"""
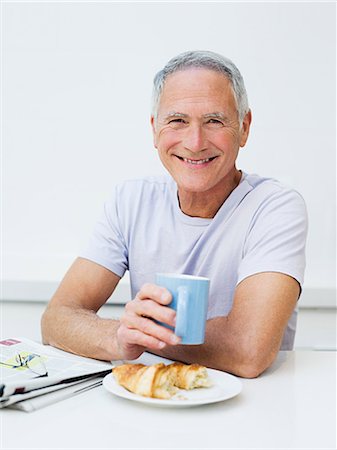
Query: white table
1 350 336 449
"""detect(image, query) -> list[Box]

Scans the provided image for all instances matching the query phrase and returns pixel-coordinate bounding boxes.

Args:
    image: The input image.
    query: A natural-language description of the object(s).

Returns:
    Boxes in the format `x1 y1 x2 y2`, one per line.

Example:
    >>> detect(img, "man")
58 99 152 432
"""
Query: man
41 51 307 378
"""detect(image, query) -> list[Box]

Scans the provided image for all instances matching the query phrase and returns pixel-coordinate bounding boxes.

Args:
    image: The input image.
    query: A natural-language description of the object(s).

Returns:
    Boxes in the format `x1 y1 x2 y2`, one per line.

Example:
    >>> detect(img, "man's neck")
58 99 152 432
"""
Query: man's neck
177 170 242 219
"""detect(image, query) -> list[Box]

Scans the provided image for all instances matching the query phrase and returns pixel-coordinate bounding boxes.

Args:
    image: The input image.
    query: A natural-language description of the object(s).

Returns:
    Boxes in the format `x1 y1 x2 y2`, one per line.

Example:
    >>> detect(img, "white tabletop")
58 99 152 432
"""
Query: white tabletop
1 350 336 449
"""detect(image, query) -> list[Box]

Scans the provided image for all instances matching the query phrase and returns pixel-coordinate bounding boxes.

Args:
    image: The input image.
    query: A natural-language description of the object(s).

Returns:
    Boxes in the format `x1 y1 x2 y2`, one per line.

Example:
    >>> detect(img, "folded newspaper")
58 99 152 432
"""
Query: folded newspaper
0 337 117 412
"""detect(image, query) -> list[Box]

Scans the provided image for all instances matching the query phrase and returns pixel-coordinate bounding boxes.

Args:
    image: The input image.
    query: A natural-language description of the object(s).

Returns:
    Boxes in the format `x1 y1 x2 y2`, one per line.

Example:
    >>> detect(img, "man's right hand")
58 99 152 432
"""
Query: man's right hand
116 283 181 360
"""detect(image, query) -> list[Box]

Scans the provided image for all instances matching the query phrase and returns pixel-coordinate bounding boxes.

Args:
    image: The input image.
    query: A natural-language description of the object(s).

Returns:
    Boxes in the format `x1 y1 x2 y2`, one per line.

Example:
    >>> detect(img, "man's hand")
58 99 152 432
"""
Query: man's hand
117 283 181 360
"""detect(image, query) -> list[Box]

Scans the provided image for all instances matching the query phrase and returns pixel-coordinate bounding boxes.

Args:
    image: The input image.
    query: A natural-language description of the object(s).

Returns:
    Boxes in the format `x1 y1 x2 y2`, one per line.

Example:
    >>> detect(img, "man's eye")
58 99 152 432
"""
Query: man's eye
168 119 185 124
167 118 187 128
207 119 223 125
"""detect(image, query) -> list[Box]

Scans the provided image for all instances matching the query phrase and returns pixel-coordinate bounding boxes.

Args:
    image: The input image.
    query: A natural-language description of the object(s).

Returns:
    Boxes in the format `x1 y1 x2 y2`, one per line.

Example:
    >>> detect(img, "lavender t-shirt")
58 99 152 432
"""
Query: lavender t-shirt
80 172 308 350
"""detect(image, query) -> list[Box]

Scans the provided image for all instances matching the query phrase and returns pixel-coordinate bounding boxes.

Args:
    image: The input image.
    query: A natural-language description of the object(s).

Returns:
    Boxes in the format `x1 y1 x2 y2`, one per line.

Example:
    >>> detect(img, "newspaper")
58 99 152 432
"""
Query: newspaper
0 337 118 410
1 377 104 412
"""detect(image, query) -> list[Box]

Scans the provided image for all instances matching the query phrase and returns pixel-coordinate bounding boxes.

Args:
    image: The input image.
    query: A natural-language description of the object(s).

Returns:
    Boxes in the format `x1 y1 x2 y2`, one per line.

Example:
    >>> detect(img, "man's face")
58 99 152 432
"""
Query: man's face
151 68 251 195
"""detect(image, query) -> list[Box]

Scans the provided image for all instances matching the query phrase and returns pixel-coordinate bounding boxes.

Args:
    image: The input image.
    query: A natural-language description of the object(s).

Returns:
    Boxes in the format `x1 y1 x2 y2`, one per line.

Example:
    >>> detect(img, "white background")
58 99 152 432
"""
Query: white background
2 2 336 292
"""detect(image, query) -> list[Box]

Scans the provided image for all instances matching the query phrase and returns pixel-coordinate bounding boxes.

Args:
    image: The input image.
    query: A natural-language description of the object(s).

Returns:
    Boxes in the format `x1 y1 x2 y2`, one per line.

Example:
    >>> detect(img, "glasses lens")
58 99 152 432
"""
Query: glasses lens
26 355 48 376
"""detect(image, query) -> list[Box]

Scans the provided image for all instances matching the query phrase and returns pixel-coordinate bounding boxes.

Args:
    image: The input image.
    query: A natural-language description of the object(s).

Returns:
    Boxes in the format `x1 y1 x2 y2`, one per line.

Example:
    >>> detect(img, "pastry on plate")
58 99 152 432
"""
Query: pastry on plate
113 363 177 399
168 362 212 390
113 361 211 399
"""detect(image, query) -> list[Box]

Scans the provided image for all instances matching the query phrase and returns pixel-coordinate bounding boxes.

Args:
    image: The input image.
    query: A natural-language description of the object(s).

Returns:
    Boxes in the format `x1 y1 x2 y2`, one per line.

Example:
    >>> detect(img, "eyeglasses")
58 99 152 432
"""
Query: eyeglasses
0 352 48 377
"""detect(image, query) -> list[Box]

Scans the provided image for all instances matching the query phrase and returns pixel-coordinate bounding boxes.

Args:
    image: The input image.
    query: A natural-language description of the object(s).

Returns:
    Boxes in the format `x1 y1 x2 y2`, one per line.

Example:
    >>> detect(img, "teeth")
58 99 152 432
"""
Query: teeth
183 158 211 165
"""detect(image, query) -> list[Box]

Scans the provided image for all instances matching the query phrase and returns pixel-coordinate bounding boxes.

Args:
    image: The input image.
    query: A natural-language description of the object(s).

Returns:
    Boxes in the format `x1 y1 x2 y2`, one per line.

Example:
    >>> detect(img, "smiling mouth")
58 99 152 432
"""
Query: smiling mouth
176 156 217 165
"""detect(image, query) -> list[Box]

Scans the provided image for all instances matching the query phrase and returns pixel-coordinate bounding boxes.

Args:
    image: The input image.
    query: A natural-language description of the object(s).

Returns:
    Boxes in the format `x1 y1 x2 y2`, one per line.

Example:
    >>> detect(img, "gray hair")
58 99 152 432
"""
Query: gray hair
152 50 249 126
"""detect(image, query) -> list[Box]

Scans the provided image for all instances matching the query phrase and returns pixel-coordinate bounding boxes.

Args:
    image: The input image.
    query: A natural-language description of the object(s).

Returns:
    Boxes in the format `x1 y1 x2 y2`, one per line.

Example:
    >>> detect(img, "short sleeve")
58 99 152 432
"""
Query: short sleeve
237 188 308 287
79 185 128 277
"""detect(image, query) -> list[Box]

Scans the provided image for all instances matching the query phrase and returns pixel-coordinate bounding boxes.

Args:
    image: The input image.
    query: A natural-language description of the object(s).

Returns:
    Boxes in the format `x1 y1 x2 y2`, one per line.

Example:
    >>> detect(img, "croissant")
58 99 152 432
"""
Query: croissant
113 363 178 399
168 362 212 390
113 362 211 399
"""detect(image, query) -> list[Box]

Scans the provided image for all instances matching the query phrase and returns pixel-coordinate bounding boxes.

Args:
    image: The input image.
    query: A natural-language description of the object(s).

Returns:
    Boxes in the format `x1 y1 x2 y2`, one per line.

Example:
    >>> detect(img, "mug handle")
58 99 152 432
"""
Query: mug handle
175 286 189 338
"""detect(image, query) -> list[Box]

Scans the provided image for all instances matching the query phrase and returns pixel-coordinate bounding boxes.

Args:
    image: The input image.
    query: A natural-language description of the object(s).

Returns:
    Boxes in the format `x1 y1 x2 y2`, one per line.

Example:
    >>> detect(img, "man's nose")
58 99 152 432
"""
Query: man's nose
183 124 207 153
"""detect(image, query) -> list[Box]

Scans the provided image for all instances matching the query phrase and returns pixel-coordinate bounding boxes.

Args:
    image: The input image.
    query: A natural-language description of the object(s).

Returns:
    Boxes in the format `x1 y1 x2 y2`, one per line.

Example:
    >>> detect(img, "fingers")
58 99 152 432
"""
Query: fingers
130 298 176 327
133 283 176 327
116 283 181 359
137 283 172 305
120 311 180 346
132 283 176 327
117 325 166 354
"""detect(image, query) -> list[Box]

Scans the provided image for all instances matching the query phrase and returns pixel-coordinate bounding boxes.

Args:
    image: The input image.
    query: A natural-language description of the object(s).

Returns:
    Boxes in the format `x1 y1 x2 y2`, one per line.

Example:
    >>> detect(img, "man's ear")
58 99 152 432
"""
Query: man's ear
151 116 158 148
239 110 252 148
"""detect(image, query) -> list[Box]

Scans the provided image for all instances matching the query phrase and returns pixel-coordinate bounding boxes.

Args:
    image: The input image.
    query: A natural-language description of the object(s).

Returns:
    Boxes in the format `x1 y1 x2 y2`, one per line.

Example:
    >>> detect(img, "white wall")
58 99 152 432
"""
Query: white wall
2 2 336 296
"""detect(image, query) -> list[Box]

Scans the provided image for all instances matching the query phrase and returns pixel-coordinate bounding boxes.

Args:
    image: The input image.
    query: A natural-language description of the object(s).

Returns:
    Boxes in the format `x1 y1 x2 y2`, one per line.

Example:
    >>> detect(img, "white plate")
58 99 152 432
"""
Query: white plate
103 367 242 407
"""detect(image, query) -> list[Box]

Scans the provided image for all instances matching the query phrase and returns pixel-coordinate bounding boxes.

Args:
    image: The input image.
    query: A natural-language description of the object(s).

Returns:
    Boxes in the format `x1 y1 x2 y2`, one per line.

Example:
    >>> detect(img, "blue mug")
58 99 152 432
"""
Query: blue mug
155 273 210 345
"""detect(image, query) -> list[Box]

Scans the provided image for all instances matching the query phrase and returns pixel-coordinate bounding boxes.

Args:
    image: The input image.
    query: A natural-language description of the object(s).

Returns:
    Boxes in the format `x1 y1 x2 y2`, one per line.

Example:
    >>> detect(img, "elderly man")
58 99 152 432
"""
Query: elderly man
41 50 307 378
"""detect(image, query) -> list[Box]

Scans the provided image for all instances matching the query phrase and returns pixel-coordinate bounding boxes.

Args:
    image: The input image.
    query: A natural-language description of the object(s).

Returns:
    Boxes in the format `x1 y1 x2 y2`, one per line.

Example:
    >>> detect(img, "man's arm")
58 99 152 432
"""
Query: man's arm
155 272 299 377
41 257 179 361
117 271 299 378
42 260 299 376
41 257 123 360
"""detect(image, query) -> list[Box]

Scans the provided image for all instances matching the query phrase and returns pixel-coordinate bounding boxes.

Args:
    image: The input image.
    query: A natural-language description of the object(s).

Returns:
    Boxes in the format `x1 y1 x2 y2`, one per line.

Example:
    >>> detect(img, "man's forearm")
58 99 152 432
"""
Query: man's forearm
155 342 263 378
41 305 122 361
155 274 299 378
153 316 278 378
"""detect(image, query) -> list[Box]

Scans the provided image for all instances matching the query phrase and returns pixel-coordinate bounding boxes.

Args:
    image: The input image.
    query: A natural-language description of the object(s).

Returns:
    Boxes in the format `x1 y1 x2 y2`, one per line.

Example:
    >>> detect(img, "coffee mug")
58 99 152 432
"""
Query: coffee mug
155 273 210 345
